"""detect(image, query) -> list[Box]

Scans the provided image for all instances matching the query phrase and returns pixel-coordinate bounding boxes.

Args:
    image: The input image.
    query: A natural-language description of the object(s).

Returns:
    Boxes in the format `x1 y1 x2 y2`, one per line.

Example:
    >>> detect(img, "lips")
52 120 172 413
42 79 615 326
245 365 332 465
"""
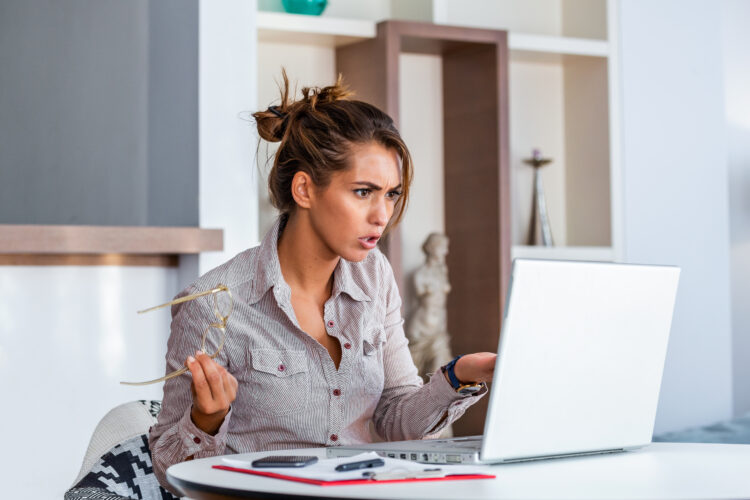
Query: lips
358 235 381 250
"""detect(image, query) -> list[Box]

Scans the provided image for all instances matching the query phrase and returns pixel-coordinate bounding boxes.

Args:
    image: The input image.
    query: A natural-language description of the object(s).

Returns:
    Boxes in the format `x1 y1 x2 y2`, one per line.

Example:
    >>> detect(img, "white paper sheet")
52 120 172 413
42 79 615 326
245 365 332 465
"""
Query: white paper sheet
221 451 488 482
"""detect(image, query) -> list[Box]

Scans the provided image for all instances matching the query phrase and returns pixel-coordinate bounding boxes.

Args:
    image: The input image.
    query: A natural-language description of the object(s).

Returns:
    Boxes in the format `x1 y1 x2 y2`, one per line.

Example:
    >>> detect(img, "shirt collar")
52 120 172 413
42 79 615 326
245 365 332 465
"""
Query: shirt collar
247 215 372 304
332 257 372 302
247 215 286 305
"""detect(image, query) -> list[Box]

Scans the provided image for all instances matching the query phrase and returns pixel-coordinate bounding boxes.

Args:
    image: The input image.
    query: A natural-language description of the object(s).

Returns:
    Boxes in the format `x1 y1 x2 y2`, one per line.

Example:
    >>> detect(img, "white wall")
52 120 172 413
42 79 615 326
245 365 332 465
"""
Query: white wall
618 0 733 433
0 266 177 498
722 0 750 417
195 0 259 277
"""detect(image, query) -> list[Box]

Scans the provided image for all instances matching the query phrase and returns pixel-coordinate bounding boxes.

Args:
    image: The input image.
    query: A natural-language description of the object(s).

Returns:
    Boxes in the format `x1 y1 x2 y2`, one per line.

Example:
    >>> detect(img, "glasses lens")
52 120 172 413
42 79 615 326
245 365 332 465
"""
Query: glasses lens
213 288 233 321
200 324 226 358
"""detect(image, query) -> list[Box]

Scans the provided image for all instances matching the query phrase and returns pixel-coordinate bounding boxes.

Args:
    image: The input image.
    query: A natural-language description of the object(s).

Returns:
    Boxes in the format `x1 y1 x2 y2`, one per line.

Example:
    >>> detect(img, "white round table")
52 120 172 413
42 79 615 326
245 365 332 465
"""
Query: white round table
167 442 750 499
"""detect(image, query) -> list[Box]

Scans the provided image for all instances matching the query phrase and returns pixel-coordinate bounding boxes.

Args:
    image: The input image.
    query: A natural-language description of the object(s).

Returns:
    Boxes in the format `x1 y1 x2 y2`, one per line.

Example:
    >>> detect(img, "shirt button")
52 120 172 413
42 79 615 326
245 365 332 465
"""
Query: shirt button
330 434 338 442
327 320 335 327
343 342 351 349
193 436 201 444
333 389 341 396
278 364 285 372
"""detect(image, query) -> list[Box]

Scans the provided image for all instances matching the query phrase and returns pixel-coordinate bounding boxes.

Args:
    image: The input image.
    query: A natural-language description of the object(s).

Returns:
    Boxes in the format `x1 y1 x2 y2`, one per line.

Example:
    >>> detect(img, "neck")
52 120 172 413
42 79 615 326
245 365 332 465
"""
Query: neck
277 212 339 299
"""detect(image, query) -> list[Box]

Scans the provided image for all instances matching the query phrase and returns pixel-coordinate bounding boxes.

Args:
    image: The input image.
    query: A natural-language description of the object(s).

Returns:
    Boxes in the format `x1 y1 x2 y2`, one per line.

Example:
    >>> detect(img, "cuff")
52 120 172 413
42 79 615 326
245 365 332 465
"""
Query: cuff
430 370 488 415
420 372 487 437
177 405 232 458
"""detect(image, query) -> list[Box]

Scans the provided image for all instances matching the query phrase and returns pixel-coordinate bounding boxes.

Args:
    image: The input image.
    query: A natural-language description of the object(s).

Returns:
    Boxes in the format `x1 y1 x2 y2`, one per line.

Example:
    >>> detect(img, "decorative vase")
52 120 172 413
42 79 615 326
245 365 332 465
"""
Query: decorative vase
282 0 328 16
524 149 554 247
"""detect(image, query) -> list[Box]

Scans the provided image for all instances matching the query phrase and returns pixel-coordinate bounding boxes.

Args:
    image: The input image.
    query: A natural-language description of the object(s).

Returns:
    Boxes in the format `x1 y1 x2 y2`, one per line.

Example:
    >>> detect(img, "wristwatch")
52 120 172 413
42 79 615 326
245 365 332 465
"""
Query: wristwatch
441 355 485 396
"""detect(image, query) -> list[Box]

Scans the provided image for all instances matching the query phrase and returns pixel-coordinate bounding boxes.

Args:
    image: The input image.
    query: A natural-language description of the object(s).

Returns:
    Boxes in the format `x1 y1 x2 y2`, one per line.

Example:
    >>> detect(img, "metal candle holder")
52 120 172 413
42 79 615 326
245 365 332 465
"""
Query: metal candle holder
524 148 554 247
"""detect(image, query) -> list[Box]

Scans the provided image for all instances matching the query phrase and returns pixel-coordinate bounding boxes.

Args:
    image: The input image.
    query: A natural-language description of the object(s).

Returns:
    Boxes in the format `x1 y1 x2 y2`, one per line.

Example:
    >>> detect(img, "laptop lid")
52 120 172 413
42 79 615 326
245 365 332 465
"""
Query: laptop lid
480 259 680 462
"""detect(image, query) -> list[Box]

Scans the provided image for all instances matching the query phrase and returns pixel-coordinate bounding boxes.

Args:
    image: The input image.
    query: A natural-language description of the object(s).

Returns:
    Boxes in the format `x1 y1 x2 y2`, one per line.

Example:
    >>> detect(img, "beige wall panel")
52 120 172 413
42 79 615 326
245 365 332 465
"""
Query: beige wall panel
509 60 567 246
399 53 445 315
562 0 608 39
563 56 611 246
256 42 337 238
437 0 562 36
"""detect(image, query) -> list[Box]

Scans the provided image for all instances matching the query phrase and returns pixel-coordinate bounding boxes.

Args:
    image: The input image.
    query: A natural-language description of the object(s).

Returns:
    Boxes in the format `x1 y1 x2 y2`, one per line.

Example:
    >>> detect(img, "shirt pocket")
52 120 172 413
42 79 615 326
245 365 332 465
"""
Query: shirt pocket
360 328 386 396
248 349 310 416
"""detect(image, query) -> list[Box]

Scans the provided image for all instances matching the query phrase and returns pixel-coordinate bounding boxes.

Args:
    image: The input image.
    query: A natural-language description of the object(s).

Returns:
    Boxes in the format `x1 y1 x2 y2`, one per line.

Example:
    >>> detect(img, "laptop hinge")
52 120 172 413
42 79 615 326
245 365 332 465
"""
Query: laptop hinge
492 448 626 463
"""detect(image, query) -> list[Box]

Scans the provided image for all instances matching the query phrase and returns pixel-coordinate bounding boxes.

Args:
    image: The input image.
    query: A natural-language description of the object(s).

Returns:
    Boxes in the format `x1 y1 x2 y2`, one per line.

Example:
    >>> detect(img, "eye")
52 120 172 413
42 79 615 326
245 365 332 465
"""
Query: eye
354 188 371 198
385 190 402 201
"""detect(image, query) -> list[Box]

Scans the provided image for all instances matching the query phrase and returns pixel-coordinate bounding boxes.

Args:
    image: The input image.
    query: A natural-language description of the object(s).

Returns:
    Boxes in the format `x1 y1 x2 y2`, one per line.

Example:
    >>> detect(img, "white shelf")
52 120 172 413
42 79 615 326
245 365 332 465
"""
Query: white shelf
509 33 609 60
257 11 376 47
257 12 609 58
512 245 616 262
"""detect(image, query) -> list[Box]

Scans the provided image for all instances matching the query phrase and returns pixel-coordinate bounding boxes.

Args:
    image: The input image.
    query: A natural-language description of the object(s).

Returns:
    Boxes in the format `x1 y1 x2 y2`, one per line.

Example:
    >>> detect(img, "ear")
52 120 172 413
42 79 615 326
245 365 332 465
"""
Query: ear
290 171 314 209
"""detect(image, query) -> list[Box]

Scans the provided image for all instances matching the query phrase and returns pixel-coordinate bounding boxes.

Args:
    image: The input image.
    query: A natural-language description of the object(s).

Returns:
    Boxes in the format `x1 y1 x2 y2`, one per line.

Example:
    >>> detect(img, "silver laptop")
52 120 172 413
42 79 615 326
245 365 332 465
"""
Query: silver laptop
328 259 680 464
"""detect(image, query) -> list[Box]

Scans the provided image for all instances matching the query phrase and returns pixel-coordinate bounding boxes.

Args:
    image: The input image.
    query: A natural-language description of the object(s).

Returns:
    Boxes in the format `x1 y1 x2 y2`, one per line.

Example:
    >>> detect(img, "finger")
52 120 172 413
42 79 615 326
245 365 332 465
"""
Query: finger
483 354 497 380
483 353 497 367
196 351 223 402
222 370 237 403
187 355 212 409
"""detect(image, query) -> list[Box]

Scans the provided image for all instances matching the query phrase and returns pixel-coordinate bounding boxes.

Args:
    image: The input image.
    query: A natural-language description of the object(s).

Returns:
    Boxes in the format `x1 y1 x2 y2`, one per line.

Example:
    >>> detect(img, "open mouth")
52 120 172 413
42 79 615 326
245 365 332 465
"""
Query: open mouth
358 236 380 249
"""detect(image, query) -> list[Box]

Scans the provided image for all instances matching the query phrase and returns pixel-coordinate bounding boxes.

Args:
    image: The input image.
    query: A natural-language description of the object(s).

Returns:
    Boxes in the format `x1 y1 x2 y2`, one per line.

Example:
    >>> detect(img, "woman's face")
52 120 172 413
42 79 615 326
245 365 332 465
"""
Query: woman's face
308 142 402 262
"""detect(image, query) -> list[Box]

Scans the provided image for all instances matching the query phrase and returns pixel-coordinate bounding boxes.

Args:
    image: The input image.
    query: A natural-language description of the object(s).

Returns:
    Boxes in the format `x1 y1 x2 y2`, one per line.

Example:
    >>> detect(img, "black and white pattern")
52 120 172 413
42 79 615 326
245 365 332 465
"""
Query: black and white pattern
138 400 163 420
66 434 178 500
66 401 175 500
63 487 131 500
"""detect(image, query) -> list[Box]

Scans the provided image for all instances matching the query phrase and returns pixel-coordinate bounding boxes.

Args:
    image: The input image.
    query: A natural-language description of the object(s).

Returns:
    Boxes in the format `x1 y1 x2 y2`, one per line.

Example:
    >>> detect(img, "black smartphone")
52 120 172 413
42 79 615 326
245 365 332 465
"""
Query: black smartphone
251 455 319 468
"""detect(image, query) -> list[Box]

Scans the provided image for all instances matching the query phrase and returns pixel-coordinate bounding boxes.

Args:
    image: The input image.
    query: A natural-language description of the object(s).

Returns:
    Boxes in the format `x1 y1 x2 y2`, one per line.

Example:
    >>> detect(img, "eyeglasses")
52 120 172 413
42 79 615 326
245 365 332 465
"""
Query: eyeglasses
120 285 233 386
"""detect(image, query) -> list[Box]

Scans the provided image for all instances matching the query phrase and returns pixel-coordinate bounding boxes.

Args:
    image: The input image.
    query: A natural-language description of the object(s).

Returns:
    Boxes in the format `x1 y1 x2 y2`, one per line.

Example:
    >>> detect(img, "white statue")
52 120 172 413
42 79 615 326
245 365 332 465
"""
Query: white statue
407 233 453 382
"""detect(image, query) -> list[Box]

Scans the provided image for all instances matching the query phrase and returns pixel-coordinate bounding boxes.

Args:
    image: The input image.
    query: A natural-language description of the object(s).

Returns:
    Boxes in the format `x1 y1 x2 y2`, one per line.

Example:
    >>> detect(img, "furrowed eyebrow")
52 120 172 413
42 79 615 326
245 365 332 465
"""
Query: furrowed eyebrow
352 181 382 191
352 181 402 191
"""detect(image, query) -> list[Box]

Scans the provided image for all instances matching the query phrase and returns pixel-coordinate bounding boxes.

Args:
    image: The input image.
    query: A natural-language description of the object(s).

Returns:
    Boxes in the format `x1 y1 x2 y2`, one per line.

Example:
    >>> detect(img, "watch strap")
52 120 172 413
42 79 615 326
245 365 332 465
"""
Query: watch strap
442 355 484 395
442 355 463 390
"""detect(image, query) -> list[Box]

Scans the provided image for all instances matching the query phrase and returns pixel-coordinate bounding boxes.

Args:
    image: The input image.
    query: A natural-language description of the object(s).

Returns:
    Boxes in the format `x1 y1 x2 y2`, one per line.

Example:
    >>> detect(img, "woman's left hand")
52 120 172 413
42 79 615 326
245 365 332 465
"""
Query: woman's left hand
451 352 497 384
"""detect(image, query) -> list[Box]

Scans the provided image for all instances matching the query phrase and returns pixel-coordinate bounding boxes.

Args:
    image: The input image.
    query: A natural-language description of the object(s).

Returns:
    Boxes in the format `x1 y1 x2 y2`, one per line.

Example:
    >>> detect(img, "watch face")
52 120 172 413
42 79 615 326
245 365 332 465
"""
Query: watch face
457 384 483 396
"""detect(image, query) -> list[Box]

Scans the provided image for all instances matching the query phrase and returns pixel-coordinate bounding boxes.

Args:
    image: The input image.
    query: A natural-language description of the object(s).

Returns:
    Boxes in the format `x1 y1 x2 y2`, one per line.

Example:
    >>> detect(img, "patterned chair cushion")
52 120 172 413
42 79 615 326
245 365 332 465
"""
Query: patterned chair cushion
65 401 179 500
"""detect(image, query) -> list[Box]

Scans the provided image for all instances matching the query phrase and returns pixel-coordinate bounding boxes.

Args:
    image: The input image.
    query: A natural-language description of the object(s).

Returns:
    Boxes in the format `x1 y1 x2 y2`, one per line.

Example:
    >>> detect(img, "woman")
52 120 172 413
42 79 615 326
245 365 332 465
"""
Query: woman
149 74 496 493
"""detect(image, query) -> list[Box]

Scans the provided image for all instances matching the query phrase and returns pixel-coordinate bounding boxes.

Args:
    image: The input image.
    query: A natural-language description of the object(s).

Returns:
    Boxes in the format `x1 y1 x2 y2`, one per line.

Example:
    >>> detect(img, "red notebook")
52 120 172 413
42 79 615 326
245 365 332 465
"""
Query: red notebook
213 465 495 486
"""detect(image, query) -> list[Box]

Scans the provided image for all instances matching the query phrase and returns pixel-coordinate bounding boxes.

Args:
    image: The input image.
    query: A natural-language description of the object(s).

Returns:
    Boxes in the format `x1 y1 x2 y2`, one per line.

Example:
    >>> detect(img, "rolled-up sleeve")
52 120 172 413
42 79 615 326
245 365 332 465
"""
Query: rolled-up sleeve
372 254 486 441
148 286 233 494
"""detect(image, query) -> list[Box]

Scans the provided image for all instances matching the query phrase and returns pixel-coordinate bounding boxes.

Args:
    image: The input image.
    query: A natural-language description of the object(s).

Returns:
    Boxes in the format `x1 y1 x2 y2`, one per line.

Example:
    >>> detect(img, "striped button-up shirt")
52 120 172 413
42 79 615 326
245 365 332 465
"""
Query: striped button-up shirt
149 216 486 492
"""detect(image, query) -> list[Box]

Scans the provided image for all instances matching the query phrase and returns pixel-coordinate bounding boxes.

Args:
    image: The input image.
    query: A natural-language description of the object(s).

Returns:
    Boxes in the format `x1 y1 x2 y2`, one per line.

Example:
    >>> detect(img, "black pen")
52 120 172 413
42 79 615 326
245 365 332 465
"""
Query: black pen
335 457 385 472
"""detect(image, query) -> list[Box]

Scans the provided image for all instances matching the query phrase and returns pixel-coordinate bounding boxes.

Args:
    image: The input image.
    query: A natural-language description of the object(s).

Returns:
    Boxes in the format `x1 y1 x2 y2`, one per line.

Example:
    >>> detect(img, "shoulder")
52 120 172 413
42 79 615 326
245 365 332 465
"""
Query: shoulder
180 245 260 297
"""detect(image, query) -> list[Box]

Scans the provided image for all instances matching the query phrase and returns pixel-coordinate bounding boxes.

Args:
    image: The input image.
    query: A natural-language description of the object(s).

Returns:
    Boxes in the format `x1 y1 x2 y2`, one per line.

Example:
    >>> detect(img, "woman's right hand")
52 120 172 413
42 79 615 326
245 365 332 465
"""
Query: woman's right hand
187 351 238 435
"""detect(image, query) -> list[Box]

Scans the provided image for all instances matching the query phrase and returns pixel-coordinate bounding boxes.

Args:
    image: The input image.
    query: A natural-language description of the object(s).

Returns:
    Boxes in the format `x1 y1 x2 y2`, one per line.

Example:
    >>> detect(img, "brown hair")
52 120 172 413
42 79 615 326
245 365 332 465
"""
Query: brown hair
253 71 413 232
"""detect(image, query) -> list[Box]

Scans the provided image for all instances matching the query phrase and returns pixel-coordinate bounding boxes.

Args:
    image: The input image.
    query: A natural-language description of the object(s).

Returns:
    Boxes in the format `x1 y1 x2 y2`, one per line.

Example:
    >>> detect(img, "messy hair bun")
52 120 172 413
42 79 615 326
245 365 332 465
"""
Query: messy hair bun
254 70 352 143
252 69 413 232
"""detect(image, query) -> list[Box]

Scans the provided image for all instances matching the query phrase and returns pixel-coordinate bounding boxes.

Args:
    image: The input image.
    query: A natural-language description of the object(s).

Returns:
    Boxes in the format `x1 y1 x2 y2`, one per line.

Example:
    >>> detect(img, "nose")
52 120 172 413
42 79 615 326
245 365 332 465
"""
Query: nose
370 197 389 228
